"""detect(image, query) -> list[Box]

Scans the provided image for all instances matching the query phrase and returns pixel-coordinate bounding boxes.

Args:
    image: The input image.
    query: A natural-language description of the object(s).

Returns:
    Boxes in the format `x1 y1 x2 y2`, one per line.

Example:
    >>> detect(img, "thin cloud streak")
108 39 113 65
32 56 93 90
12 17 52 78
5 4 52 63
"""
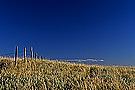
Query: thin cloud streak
61 59 104 62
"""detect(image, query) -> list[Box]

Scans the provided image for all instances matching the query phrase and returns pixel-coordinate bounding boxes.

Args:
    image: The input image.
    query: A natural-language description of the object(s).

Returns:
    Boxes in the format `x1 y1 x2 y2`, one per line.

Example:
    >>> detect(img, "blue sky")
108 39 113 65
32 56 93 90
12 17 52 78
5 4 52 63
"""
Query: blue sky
0 0 135 65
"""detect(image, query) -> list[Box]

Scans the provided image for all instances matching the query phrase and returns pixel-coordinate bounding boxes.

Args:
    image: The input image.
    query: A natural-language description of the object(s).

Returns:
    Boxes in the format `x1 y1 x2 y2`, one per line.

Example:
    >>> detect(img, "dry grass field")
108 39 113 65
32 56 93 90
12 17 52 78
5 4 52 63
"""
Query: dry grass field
0 57 135 90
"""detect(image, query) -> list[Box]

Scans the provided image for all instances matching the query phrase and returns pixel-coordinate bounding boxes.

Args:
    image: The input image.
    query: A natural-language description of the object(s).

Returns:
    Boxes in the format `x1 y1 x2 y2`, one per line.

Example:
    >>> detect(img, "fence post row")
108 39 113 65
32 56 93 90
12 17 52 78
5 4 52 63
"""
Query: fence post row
14 46 18 66
13 46 44 66
30 47 33 59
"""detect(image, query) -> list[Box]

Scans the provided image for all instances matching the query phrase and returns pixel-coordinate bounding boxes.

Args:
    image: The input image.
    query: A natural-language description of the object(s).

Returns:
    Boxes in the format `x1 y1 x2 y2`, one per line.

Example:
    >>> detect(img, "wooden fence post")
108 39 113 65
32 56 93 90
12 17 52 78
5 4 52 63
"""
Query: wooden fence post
41 56 43 60
24 47 26 62
14 46 18 66
30 47 33 59
35 53 37 60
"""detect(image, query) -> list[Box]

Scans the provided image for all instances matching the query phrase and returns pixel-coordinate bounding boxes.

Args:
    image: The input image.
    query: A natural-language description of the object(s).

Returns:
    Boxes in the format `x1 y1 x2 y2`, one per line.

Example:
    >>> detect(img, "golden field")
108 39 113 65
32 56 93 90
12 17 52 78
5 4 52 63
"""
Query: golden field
0 58 135 90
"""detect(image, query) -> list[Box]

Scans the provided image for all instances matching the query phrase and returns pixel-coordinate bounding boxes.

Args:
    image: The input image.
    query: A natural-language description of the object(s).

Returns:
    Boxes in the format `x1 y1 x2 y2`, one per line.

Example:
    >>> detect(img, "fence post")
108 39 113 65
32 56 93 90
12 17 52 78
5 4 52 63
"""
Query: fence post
30 47 33 59
24 47 26 62
14 46 18 66
35 53 37 60
41 56 43 60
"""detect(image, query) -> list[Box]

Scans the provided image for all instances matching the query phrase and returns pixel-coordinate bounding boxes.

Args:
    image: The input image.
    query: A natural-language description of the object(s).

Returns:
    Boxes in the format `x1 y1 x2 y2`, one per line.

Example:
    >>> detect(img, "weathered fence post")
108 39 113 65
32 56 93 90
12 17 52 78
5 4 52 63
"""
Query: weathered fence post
14 46 18 66
35 53 37 60
30 47 33 59
24 47 26 62
41 56 43 60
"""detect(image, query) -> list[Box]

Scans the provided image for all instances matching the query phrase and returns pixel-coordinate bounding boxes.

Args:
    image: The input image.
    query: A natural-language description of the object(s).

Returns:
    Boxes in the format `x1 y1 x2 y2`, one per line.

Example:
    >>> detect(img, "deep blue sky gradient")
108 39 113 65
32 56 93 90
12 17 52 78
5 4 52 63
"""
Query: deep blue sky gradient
0 0 135 65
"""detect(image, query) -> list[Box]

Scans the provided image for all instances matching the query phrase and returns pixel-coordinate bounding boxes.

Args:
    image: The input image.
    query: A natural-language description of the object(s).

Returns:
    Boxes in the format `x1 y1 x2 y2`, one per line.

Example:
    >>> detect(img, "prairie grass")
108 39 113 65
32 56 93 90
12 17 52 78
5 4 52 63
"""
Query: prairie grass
0 57 135 90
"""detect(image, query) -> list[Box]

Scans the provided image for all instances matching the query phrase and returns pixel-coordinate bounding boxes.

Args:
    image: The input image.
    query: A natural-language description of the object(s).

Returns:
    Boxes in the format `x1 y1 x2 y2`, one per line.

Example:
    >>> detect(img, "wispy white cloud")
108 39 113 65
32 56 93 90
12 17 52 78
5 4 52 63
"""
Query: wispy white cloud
86 59 104 62
65 59 104 62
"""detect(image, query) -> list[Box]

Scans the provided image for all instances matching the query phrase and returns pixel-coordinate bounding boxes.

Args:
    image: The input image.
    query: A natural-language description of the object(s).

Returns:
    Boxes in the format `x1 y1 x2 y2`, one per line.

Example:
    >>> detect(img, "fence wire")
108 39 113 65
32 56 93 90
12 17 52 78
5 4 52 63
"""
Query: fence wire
0 47 105 65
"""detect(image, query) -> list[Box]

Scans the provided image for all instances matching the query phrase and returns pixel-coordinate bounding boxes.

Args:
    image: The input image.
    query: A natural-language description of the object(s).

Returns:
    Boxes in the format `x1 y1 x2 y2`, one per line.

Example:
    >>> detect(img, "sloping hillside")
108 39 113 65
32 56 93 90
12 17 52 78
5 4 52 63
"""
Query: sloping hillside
0 58 135 90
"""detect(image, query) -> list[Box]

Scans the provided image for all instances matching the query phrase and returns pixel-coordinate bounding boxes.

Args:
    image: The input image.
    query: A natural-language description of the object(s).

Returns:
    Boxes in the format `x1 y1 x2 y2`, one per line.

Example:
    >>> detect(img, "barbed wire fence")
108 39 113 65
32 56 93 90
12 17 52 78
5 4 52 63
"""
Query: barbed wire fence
0 46 105 66
0 46 46 66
